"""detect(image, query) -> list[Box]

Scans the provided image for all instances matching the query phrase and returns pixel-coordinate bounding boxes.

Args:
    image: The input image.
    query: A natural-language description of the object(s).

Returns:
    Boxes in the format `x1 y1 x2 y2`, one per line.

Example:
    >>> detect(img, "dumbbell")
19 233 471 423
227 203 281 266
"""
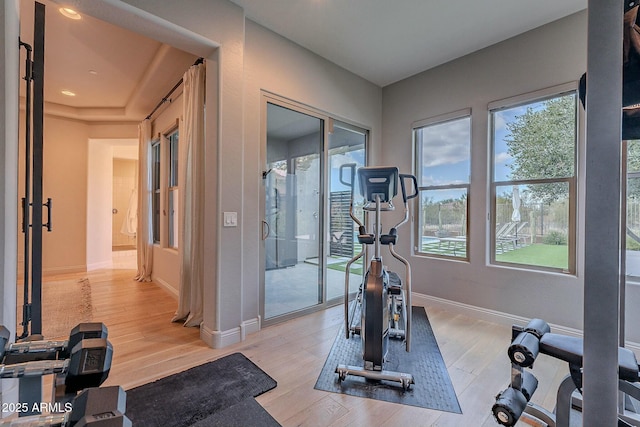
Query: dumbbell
507 318 550 368
0 323 108 364
0 386 131 426
492 370 539 426
0 338 113 394
0 326 9 355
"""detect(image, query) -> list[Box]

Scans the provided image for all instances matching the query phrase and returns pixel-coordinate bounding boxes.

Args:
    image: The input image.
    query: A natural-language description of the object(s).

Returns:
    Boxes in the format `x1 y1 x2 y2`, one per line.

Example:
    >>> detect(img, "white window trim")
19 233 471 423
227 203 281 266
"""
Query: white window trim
489 84 579 274
412 109 472 260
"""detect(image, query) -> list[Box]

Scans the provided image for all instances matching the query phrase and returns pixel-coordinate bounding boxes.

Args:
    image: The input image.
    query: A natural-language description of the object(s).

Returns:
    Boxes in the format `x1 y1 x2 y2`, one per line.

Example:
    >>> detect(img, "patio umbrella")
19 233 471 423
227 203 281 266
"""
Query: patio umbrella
511 186 521 222
512 186 521 241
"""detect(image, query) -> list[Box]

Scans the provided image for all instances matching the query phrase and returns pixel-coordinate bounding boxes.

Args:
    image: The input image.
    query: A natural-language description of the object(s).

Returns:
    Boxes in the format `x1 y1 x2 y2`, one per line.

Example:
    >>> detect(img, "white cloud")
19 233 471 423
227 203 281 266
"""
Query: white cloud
493 112 507 132
419 119 470 167
494 152 511 164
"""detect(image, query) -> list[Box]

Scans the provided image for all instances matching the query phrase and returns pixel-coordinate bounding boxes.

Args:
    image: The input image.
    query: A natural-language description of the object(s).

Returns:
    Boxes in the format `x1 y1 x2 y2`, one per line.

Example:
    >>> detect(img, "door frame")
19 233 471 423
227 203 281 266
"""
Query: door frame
259 92 369 326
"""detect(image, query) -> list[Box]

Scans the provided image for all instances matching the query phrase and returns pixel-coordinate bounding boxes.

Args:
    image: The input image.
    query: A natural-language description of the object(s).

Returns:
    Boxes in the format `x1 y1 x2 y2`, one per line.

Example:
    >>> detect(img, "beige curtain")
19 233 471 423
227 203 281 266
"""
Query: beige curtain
134 119 153 282
173 62 206 327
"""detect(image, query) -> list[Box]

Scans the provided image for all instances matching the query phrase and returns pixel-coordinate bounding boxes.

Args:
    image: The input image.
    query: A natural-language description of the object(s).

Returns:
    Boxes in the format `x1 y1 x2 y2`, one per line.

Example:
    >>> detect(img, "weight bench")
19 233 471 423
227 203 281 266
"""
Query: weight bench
493 318 640 427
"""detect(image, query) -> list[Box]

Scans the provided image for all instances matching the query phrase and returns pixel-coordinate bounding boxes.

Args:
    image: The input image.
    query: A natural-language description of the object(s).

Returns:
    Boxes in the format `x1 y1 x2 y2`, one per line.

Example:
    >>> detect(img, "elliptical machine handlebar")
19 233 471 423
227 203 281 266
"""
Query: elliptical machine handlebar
339 163 364 229
390 174 419 232
399 174 419 203
388 173 418 352
339 163 356 189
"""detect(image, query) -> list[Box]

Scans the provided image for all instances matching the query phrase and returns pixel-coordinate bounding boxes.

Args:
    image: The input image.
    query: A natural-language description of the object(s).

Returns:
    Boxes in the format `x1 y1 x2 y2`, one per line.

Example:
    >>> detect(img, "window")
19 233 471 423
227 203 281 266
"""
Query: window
414 111 471 259
490 90 577 273
151 140 161 244
167 129 179 249
626 140 640 281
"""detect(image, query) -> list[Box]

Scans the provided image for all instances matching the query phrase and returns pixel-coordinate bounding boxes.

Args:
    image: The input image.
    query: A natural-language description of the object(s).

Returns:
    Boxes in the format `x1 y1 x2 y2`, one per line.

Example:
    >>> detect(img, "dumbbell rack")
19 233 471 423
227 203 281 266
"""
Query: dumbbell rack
1 323 111 418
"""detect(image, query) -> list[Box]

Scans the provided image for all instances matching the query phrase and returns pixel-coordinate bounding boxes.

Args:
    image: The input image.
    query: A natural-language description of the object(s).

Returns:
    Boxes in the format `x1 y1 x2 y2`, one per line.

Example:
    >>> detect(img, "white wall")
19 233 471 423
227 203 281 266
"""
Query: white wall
111 0 242 347
0 0 20 411
382 11 589 332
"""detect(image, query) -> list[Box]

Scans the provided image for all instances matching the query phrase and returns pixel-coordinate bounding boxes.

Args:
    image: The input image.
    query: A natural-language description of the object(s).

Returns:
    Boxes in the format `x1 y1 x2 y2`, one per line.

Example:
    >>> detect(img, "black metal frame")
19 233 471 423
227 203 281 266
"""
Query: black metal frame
145 57 204 120
18 1 48 342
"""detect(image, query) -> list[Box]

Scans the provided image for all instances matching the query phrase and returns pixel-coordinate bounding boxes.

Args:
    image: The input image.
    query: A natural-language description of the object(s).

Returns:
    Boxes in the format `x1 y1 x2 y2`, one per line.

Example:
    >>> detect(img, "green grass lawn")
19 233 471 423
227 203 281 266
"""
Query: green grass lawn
327 262 363 276
328 244 568 271
496 244 568 269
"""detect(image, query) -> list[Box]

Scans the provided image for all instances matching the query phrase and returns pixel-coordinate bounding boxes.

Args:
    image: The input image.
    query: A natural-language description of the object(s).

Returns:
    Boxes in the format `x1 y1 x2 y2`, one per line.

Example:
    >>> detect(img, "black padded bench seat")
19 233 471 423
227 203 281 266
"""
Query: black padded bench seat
540 333 639 382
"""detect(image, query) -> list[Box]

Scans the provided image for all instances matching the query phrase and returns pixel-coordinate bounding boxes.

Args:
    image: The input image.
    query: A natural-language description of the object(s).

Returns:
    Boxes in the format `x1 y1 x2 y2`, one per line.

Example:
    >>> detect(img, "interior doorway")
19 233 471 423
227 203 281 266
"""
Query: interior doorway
112 156 137 251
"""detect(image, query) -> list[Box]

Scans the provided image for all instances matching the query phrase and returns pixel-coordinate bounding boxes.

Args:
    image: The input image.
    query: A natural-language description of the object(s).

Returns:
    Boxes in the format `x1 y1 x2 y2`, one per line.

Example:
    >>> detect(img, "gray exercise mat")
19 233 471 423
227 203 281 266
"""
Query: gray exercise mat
314 306 461 413
190 397 281 427
126 352 277 427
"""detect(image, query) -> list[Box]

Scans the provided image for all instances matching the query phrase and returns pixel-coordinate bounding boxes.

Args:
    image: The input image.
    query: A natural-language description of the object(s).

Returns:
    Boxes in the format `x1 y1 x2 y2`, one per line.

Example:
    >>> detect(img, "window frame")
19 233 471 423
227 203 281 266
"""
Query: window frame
412 108 472 260
167 128 179 249
489 84 578 274
624 140 640 283
151 139 161 244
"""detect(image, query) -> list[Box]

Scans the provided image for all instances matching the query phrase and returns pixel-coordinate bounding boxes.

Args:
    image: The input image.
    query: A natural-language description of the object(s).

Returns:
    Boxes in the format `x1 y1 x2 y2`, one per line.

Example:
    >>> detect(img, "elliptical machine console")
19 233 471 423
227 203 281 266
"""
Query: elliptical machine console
335 165 418 390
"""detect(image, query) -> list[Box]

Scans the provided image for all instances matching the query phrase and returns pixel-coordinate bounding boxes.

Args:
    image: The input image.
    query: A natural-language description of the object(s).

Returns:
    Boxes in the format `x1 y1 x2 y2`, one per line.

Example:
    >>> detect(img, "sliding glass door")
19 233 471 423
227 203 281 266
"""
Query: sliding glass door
262 99 367 323
263 102 323 320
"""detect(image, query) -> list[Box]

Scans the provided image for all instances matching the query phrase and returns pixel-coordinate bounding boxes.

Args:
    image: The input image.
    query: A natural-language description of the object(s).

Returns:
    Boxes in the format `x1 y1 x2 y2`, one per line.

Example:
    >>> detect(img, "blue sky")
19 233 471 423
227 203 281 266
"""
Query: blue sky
328 100 548 204
493 107 521 182
415 105 538 203
329 149 365 193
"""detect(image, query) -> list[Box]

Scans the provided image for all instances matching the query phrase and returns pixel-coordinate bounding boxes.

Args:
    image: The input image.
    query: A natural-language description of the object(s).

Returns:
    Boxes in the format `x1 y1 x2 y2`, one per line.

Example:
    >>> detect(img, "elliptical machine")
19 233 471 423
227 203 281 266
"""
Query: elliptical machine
335 165 418 390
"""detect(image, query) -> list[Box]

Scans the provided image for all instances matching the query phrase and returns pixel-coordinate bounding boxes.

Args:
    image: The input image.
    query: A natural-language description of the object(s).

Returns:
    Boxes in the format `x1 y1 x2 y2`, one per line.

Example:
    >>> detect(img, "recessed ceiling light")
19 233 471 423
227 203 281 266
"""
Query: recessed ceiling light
88 70 98 75
61 90 76 97
59 7 81 20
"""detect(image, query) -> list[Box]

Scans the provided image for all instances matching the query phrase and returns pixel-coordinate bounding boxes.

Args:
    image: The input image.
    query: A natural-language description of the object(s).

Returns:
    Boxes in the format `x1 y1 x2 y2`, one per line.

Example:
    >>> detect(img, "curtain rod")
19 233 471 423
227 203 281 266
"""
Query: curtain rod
145 57 204 120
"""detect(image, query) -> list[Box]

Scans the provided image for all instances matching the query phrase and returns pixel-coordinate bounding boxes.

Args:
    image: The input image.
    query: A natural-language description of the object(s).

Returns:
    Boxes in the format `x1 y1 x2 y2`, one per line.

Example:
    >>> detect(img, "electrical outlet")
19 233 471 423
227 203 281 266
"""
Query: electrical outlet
223 212 238 227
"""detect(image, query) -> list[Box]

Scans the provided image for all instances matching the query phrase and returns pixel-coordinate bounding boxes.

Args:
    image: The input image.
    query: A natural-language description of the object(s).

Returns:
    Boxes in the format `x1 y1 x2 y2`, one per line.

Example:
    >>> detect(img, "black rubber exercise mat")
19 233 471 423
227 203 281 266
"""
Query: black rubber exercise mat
190 397 281 427
125 352 278 427
314 306 462 413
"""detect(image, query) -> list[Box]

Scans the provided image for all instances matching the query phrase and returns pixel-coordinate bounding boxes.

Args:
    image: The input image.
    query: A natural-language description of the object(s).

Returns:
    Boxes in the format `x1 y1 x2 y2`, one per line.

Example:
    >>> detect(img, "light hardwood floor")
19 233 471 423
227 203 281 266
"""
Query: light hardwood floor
47 268 568 426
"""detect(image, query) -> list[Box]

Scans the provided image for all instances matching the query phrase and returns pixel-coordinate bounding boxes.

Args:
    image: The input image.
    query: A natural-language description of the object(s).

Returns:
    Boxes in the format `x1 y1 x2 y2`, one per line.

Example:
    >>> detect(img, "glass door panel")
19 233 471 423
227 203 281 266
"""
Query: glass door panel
326 122 366 301
264 103 323 319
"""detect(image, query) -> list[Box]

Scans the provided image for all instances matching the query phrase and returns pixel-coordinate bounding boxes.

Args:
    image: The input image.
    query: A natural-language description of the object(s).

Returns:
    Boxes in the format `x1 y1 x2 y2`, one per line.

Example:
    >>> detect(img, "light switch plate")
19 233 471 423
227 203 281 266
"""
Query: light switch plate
223 211 238 227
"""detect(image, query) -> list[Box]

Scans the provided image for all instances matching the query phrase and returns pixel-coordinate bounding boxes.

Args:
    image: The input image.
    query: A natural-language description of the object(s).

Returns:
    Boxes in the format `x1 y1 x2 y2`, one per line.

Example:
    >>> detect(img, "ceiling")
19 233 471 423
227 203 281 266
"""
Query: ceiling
18 0 589 124
19 0 198 122
231 0 587 87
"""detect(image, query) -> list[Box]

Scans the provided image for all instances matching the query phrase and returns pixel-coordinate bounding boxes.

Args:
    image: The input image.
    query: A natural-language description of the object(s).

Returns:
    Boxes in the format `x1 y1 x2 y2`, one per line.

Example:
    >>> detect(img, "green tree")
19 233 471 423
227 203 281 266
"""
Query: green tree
628 140 640 199
505 95 576 204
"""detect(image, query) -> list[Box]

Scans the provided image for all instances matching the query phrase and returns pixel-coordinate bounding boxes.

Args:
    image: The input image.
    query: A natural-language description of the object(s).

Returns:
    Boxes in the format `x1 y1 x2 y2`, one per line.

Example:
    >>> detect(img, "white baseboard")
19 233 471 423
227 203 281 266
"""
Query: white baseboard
152 277 179 297
413 292 640 352
200 324 241 348
240 316 261 340
86 260 112 271
200 316 262 348
42 265 86 276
